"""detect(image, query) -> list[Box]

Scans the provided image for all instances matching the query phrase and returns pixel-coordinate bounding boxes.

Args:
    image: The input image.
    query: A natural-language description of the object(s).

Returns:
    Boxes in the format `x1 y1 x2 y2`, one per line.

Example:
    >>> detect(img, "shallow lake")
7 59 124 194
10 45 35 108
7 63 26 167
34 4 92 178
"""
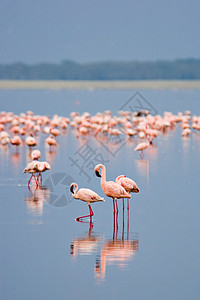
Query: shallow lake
1 88 200 300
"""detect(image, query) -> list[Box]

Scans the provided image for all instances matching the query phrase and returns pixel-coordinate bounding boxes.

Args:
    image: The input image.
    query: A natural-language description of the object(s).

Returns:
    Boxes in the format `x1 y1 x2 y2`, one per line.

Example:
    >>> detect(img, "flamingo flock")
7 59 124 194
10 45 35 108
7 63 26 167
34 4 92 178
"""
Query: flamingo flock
0 110 198 159
0 109 198 221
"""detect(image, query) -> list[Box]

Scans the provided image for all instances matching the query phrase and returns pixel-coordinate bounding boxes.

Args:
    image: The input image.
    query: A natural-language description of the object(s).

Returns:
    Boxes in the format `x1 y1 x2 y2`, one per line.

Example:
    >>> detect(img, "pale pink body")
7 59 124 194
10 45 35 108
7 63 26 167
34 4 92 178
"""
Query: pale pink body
33 161 51 174
45 135 58 147
115 175 140 194
26 136 37 147
94 164 131 200
70 182 104 221
50 128 60 137
31 150 41 160
71 183 104 204
135 142 149 152
10 135 22 146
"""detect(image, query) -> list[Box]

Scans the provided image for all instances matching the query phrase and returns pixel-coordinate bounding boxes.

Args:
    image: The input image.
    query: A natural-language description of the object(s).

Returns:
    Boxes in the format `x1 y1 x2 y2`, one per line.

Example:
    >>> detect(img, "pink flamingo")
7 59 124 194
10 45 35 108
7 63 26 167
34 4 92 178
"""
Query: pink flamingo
23 161 39 188
70 182 104 222
45 135 58 150
31 149 41 161
115 175 140 210
10 135 22 152
94 164 130 214
135 141 149 159
33 161 51 186
25 135 37 148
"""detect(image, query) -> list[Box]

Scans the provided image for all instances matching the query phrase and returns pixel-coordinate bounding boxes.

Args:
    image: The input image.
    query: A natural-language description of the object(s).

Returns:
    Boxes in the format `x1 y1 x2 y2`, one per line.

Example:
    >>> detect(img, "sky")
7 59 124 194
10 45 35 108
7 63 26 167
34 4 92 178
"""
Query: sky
0 0 200 64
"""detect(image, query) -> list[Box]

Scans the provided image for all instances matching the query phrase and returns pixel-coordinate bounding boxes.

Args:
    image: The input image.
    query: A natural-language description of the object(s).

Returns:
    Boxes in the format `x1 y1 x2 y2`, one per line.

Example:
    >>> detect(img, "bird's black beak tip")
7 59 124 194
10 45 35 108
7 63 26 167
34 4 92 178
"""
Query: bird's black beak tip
70 185 74 194
95 170 101 177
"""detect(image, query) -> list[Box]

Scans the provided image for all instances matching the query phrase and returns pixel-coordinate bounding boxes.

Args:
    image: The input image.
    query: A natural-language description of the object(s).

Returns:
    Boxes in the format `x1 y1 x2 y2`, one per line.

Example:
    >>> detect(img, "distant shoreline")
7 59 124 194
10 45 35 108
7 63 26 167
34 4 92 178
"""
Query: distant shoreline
0 80 200 90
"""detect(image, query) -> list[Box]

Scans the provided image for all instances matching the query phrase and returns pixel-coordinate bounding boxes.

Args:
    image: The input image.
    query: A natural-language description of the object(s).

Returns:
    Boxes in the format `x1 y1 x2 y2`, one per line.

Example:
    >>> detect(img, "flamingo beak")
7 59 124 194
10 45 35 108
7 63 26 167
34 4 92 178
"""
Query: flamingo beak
70 244 74 255
70 184 74 194
95 170 101 177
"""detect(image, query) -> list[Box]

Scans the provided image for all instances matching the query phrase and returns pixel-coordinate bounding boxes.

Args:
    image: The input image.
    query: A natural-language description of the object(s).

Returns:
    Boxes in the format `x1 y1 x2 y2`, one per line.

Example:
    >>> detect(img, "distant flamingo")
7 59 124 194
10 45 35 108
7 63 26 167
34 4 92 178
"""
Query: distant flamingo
115 175 140 210
45 135 58 150
31 149 41 160
25 135 37 148
94 164 130 214
70 182 104 222
50 127 60 138
10 135 22 152
23 161 38 188
33 161 51 186
135 141 149 158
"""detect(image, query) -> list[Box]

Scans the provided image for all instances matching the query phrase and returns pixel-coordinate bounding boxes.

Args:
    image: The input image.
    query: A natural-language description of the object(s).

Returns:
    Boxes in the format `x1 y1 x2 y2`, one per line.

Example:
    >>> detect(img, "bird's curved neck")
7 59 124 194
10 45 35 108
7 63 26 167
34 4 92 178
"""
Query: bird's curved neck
100 165 106 186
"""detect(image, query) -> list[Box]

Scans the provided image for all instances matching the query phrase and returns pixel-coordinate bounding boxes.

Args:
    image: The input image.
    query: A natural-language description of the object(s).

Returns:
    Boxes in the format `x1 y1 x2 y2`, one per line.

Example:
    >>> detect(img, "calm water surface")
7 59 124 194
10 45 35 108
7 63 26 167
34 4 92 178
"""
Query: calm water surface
0 88 200 300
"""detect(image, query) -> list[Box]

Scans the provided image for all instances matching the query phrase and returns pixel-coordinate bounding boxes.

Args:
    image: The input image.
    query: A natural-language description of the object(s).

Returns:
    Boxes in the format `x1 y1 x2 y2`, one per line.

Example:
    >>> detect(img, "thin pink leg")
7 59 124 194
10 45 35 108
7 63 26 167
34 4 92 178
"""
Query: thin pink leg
122 198 124 211
127 198 129 210
113 198 115 214
127 206 130 240
115 211 118 239
34 175 38 187
113 209 116 240
76 204 94 222
28 174 33 187
115 199 119 214
37 174 42 186
122 203 125 240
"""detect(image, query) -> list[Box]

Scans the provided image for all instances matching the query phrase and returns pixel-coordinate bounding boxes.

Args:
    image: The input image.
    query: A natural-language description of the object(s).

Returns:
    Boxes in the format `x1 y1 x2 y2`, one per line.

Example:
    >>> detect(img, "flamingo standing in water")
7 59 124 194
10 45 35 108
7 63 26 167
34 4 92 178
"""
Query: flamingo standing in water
115 175 140 210
10 135 22 152
70 182 104 222
135 141 149 159
94 164 130 214
23 161 39 188
33 161 51 186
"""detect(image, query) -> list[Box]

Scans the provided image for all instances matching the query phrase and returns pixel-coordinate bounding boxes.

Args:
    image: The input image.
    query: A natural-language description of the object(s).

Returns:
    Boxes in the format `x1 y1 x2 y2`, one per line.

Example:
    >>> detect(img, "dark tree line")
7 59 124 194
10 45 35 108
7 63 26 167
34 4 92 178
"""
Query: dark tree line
0 58 200 80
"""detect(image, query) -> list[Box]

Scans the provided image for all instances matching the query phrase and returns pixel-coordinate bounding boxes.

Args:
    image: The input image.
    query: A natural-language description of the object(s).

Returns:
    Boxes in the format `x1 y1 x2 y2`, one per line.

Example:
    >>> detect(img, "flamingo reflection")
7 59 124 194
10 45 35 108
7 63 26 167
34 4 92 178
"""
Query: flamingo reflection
70 222 102 258
24 186 50 215
95 209 139 280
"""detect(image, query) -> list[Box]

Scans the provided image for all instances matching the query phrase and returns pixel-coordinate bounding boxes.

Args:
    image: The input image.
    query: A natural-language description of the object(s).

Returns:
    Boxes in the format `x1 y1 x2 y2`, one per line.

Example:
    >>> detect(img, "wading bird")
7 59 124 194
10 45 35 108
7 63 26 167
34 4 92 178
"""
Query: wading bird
115 175 139 210
70 182 104 222
94 164 130 214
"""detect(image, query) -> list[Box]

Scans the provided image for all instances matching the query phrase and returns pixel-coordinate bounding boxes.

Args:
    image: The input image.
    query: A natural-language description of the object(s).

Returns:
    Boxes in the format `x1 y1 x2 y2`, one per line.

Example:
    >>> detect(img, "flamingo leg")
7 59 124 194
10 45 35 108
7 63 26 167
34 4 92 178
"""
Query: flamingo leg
113 198 115 214
122 198 125 211
33 175 39 187
115 199 119 214
127 198 129 210
37 174 42 186
113 209 116 240
115 211 118 239
76 204 94 222
122 203 125 241
28 174 33 187
127 205 130 240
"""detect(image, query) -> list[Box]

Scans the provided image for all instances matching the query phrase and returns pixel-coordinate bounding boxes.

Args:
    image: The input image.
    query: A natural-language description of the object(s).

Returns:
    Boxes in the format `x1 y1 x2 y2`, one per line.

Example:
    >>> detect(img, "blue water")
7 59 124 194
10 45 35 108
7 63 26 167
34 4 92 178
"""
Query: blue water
0 88 200 300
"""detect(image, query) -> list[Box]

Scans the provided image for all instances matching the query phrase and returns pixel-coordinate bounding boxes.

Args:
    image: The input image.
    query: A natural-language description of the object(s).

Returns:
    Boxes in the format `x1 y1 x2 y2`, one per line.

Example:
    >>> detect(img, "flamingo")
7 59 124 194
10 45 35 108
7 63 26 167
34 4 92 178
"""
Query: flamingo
10 135 22 152
70 182 104 222
94 164 130 214
25 135 37 148
23 161 39 188
45 135 58 150
33 161 51 186
134 141 149 159
31 149 41 161
115 175 140 210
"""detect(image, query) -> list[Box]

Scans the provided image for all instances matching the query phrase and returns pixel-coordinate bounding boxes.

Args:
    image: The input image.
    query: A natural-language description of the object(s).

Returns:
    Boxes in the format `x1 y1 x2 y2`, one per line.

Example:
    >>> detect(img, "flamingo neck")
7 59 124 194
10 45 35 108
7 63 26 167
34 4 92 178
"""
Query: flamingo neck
100 165 106 186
